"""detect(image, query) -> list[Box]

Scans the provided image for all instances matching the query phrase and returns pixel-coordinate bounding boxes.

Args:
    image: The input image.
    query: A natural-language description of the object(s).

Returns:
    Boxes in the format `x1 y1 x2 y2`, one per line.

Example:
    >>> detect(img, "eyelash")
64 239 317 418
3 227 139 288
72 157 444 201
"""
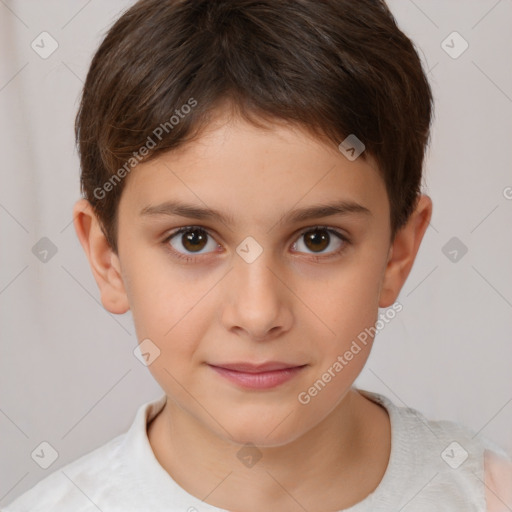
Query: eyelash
162 225 351 264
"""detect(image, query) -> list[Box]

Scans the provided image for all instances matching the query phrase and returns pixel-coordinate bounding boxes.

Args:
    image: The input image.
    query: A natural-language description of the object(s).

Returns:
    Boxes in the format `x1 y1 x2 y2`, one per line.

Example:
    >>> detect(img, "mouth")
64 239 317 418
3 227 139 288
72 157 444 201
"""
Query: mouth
207 362 308 390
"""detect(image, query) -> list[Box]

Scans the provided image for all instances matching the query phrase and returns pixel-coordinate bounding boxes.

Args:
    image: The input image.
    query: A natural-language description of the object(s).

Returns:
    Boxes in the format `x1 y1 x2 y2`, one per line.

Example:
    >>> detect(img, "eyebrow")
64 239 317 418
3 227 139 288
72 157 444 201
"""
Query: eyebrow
139 199 372 226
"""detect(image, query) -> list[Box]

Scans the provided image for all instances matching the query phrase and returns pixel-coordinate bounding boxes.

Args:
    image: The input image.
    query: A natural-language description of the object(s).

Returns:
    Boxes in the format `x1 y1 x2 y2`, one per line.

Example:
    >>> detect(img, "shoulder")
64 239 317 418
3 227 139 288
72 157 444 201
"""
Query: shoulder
359 390 511 507
2 433 125 512
484 449 512 512
410 413 512 509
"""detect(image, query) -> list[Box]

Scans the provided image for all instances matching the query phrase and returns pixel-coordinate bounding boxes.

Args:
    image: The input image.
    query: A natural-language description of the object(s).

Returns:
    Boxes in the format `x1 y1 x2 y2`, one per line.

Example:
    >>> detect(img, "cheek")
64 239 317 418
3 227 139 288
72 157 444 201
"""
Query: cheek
301 260 383 337
297 258 385 397
124 251 217 366
121 247 191 336
126 261 209 391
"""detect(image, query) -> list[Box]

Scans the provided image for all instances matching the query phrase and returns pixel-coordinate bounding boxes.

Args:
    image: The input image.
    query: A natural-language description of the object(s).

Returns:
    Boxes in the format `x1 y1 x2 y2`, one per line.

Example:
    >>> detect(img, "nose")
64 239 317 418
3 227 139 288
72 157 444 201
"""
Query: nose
220 251 293 341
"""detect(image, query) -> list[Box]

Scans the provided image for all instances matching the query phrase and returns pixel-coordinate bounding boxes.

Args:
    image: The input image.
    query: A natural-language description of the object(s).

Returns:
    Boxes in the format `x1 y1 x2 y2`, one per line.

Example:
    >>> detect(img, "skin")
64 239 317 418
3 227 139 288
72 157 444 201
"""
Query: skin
73 108 433 511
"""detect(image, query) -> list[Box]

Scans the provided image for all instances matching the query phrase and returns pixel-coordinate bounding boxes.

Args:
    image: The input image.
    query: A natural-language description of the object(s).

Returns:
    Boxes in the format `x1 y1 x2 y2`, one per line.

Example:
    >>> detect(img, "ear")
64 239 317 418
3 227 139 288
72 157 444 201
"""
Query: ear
72 198 130 314
379 194 433 308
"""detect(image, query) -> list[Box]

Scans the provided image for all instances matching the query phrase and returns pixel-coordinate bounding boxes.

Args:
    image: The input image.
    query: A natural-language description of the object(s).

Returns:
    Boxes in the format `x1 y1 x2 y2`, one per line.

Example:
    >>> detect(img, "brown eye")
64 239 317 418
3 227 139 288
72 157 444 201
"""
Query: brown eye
292 227 347 256
181 228 208 252
167 226 218 256
303 228 330 252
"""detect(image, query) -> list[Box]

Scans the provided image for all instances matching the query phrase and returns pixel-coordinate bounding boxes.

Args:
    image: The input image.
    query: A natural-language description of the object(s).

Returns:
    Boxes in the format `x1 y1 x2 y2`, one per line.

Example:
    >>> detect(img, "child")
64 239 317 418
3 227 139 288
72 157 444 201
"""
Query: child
5 0 511 510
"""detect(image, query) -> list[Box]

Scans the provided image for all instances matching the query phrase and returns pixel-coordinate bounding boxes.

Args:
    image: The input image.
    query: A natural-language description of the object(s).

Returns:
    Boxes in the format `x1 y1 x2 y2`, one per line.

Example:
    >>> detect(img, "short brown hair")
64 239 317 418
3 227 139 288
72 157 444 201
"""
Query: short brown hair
75 0 433 254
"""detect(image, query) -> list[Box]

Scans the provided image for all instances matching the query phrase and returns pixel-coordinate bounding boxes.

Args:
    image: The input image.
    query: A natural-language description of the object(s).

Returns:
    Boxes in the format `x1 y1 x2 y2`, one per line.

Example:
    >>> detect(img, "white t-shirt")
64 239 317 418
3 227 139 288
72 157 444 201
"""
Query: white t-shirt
3 389 512 511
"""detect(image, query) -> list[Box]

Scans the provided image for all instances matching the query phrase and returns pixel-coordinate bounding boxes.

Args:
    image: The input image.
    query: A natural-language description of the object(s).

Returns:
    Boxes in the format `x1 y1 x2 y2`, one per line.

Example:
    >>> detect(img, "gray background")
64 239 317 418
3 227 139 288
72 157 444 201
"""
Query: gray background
1 0 511 505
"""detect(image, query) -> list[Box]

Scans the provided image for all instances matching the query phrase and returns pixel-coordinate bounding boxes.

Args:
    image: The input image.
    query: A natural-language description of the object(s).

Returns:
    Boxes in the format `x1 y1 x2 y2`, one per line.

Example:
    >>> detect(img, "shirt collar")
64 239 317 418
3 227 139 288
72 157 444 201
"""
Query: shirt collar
119 393 228 510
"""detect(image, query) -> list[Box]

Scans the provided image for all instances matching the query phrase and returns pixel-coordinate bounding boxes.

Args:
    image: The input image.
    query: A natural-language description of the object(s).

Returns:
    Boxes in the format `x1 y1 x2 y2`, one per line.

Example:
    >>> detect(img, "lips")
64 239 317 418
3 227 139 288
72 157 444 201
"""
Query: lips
209 362 305 373
207 362 307 390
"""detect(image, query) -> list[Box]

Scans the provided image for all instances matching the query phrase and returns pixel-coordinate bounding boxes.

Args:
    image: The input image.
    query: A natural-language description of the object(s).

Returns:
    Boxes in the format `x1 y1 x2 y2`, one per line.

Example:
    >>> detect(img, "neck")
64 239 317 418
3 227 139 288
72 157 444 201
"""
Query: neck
147 388 391 511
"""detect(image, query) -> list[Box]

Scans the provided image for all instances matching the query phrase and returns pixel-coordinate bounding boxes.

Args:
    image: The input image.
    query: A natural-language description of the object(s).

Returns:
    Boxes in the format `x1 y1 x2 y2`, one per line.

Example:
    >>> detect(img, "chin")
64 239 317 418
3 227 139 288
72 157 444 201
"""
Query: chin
218 413 308 449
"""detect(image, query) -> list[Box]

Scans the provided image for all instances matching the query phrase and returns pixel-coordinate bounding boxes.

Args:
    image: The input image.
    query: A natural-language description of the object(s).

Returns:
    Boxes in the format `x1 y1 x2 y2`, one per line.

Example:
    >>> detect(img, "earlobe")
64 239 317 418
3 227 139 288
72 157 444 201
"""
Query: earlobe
72 199 130 314
378 194 433 308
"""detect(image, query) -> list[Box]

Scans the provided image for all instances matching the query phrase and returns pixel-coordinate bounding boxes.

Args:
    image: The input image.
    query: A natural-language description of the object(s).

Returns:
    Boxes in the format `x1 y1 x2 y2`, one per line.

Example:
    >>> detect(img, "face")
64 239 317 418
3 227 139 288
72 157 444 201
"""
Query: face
112 112 394 446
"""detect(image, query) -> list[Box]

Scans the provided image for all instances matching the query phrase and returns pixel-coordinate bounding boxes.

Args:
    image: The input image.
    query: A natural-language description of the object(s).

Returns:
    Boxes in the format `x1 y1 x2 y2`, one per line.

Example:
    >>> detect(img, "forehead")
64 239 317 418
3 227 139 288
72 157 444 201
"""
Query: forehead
118 112 389 227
